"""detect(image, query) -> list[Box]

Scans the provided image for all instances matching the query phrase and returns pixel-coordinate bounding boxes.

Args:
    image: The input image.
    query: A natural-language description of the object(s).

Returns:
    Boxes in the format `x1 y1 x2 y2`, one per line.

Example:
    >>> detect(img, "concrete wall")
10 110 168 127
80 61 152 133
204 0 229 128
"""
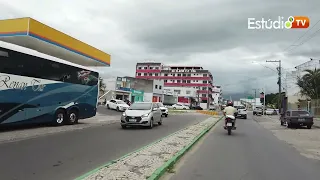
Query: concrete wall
152 79 164 94
105 78 116 91
144 92 153 102
163 86 196 98
127 77 154 93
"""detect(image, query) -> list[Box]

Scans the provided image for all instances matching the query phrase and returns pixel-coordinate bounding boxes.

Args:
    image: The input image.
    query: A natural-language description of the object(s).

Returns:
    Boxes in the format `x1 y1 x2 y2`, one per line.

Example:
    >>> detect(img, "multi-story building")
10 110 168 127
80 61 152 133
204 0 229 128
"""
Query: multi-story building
212 86 222 105
135 62 214 104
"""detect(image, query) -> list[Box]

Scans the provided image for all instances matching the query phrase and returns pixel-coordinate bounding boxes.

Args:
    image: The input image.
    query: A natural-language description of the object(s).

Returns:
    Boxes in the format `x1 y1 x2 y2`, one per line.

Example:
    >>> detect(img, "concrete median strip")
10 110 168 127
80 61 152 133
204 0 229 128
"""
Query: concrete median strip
76 116 222 180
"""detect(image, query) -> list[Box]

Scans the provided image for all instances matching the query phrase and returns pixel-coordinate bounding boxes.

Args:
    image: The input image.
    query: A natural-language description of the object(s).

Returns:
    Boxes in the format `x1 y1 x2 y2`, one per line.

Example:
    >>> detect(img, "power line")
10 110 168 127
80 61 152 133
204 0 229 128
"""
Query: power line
283 19 320 52
286 28 320 52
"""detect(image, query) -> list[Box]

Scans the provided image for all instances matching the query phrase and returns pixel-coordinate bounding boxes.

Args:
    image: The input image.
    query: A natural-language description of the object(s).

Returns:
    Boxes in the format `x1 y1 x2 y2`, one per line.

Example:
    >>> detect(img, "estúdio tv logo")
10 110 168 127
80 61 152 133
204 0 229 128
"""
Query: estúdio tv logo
248 16 310 29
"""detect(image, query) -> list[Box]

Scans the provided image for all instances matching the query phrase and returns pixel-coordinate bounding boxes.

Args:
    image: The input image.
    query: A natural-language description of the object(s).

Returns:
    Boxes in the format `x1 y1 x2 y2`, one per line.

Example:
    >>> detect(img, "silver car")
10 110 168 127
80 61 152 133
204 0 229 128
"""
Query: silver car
120 102 162 129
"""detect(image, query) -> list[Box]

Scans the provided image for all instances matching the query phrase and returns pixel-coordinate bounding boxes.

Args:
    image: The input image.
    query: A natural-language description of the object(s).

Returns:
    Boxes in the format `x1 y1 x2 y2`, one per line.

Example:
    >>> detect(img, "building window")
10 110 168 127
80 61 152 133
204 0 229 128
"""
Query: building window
187 80 191 83
203 80 207 83
186 90 191 94
177 80 181 83
164 73 168 76
155 73 158 76
144 67 147 69
182 80 186 83
155 67 159 69
149 73 152 76
164 80 167 82
138 67 142 69
174 90 181 94
172 74 175 76
159 85 162 89
187 74 191 76
182 73 186 76
203 74 207 77
155 85 158 89
202 94 207 97
144 73 147 76
202 87 207 90
194 74 196 75
177 74 181 76
137 73 141 76
150 67 153 69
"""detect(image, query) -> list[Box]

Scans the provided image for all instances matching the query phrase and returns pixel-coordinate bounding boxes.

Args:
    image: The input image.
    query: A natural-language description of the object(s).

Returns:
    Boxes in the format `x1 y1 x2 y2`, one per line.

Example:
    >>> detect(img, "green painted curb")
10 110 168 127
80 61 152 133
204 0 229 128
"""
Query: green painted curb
74 116 222 180
147 116 223 180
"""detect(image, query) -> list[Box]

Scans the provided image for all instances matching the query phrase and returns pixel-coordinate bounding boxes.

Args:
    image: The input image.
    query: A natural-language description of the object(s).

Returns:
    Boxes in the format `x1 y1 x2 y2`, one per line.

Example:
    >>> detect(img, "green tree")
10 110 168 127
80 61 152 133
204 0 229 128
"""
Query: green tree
297 68 320 99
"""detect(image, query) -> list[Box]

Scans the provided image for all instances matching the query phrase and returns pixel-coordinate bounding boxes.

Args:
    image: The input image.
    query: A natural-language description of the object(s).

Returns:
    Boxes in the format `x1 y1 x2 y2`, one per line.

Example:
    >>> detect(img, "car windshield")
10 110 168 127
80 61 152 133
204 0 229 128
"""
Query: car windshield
292 111 309 116
117 101 126 104
128 103 152 110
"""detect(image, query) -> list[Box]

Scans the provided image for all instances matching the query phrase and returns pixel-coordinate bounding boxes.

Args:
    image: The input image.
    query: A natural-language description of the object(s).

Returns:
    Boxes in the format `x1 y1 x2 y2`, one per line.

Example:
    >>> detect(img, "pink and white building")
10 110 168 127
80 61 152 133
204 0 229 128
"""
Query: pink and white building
135 62 214 104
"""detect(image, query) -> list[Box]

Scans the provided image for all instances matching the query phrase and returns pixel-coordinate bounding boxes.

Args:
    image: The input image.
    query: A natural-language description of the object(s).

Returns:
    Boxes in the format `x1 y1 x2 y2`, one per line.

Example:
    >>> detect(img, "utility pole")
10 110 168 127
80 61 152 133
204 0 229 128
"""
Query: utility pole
266 60 282 112
197 86 200 105
252 88 259 107
207 85 210 110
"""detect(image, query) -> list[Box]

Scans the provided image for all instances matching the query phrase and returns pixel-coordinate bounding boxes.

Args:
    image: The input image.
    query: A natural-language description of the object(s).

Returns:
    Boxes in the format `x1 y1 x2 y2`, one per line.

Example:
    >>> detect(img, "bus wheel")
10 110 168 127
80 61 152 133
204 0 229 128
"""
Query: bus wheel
66 109 79 125
53 109 66 126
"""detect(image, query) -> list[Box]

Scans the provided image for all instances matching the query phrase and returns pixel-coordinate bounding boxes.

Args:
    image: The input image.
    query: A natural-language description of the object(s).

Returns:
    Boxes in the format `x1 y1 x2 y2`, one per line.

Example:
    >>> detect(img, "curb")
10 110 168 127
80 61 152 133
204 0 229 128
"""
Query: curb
74 116 222 180
196 110 219 116
147 116 223 180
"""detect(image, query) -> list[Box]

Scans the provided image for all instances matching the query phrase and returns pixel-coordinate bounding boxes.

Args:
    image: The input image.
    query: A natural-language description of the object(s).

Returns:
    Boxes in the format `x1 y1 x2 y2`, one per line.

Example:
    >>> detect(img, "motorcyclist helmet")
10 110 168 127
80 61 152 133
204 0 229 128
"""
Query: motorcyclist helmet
227 101 233 107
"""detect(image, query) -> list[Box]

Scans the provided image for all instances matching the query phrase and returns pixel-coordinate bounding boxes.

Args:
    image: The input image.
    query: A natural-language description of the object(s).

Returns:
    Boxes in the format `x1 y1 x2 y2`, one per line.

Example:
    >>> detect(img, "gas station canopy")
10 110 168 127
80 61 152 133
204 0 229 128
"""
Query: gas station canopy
0 17 110 67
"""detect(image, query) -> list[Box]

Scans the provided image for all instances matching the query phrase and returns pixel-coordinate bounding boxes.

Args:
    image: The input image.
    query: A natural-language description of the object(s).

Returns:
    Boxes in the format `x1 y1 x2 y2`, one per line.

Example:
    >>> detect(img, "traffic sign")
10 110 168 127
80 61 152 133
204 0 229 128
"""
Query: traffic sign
247 96 254 99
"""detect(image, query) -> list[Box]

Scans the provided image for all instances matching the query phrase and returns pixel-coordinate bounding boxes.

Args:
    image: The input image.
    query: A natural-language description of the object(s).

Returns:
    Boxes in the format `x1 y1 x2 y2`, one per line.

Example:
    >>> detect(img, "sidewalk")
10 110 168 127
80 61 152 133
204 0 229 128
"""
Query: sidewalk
266 115 320 128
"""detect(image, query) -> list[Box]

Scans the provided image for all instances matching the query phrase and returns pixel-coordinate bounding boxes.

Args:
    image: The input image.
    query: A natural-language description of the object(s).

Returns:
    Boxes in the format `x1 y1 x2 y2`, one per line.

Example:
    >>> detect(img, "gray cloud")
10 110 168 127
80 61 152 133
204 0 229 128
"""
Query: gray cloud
0 0 320 97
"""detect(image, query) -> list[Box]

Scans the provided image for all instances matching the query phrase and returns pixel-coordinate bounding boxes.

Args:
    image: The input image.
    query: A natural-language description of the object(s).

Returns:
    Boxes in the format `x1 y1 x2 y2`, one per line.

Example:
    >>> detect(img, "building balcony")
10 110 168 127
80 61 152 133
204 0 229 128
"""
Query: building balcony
197 90 213 94
164 82 212 87
136 69 162 73
135 75 212 81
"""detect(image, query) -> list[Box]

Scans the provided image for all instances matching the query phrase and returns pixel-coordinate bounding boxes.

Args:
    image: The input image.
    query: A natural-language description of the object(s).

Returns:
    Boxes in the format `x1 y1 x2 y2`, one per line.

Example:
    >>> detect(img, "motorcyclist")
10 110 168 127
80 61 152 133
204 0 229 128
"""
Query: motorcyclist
223 101 237 127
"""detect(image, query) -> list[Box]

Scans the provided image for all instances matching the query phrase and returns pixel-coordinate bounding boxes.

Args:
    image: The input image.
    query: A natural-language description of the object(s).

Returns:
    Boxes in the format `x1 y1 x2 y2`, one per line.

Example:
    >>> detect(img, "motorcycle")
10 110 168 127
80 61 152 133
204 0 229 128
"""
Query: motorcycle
224 115 236 135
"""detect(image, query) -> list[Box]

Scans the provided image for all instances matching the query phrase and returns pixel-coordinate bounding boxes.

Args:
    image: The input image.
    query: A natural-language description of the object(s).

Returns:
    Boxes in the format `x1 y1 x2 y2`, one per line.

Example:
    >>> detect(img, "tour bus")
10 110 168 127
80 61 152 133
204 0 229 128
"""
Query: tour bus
0 41 100 126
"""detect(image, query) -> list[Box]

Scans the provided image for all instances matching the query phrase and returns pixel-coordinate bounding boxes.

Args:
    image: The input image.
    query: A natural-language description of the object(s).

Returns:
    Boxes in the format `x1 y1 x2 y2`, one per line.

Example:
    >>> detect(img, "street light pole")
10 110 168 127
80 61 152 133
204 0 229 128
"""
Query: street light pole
266 60 282 111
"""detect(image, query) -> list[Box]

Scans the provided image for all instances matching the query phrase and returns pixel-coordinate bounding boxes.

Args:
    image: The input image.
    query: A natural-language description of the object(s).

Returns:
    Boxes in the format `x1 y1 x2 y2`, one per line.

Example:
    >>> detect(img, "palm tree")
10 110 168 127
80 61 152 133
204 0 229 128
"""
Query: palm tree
296 68 320 99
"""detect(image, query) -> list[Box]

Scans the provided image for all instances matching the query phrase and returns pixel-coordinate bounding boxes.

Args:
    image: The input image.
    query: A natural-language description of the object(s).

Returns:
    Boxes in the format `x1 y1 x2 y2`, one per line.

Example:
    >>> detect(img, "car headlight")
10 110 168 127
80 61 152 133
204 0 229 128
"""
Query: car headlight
142 113 149 117
122 112 126 116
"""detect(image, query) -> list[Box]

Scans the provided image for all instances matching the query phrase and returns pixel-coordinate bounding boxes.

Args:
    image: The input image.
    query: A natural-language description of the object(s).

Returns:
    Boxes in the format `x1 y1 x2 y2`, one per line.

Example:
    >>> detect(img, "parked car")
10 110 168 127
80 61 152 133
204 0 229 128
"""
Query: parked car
121 102 162 129
190 105 203 110
265 108 278 115
280 110 314 129
172 103 190 110
209 105 216 110
236 105 247 119
157 102 168 117
106 99 129 111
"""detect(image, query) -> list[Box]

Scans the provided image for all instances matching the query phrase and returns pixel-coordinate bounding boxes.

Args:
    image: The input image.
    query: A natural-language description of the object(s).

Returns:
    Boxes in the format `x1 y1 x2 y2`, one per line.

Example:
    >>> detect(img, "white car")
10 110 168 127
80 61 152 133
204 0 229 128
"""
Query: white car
157 102 168 117
106 99 129 111
121 102 162 129
236 105 247 119
172 103 190 110
265 109 278 115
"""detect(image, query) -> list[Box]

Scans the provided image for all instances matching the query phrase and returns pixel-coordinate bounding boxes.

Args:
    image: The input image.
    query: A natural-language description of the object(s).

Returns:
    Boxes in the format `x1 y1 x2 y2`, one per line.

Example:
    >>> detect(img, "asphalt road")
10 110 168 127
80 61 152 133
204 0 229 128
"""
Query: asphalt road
97 106 123 116
168 114 320 180
0 113 209 180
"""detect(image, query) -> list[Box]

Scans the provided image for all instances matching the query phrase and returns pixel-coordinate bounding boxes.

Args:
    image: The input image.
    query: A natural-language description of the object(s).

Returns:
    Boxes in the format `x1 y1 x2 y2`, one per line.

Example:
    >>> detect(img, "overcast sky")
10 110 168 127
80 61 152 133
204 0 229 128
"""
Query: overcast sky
1 0 319 96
